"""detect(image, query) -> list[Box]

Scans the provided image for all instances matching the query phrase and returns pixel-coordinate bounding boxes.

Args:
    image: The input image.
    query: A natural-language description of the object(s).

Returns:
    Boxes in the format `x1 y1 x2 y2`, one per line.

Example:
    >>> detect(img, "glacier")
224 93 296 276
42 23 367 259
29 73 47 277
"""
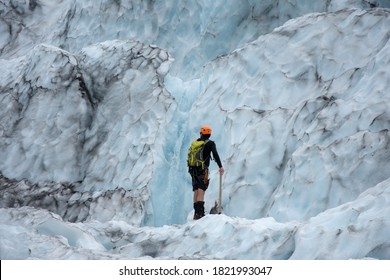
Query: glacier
1 0 390 260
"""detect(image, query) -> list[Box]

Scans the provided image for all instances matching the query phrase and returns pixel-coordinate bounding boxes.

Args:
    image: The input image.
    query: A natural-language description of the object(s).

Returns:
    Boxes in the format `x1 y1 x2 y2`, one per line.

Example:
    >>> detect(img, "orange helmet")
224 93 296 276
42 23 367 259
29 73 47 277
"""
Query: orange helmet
200 125 212 135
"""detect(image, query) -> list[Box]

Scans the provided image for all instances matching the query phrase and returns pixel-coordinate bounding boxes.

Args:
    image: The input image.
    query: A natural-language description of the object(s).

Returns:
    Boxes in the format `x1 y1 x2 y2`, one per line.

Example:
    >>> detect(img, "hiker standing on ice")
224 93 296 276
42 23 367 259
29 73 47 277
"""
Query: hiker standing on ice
187 125 224 220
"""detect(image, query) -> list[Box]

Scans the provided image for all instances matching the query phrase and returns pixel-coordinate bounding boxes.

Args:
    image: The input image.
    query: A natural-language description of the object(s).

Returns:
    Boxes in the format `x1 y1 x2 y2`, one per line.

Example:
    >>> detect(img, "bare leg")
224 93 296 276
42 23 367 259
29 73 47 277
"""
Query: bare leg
194 189 205 202
196 189 205 202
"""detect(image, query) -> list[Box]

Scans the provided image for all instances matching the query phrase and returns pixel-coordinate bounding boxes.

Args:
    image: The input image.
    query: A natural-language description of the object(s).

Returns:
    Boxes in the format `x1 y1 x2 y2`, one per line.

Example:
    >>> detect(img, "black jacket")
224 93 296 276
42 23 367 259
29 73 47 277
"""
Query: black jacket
198 137 223 168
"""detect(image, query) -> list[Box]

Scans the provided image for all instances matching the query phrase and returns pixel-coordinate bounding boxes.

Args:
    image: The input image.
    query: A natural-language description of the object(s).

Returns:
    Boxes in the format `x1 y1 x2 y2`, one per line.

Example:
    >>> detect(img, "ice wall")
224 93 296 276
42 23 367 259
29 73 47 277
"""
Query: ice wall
1 0 390 228
191 8 390 221
1 0 390 260
2 0 388 79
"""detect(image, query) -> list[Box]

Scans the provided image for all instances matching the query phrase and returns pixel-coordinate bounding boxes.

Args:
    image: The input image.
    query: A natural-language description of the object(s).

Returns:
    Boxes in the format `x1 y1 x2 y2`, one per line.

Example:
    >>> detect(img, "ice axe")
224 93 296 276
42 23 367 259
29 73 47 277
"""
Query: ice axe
210 172 223 214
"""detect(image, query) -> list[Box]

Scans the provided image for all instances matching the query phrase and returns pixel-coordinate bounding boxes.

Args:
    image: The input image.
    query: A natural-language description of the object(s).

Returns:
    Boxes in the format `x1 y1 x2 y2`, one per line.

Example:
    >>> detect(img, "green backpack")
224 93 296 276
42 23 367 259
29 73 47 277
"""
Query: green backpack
187 139 209 169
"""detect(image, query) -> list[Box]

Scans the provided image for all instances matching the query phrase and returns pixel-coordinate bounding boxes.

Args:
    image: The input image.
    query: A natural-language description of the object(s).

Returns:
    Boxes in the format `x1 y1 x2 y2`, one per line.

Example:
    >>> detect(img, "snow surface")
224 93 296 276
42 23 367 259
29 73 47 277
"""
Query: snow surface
1 0 390 259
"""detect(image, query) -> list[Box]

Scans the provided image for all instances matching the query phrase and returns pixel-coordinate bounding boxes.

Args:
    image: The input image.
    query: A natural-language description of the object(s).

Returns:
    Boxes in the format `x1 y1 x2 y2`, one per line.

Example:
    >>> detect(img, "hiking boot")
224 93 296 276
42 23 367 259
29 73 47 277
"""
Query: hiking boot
193 213 202 220
193 201 205 220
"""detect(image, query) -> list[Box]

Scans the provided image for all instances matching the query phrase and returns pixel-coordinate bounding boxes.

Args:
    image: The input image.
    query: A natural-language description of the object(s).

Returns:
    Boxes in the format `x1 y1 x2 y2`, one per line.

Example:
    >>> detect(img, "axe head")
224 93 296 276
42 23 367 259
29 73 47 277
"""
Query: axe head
209 200 223 214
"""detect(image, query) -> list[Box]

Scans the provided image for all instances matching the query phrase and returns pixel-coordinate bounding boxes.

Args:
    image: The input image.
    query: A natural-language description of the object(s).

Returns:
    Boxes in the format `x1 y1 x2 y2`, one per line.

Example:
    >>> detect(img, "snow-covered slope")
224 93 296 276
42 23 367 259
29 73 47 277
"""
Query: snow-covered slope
1 0 390 259
1 178 389 259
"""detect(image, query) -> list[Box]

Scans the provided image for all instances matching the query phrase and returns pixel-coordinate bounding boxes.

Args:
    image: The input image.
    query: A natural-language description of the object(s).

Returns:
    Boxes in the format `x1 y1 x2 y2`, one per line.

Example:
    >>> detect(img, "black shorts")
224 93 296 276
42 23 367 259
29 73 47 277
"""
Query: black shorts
189 167 209 191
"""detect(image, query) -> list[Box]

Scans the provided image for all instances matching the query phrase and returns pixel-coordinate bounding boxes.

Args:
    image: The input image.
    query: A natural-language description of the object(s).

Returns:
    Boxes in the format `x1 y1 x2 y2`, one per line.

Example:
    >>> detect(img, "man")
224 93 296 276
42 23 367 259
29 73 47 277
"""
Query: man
187 125 224 220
